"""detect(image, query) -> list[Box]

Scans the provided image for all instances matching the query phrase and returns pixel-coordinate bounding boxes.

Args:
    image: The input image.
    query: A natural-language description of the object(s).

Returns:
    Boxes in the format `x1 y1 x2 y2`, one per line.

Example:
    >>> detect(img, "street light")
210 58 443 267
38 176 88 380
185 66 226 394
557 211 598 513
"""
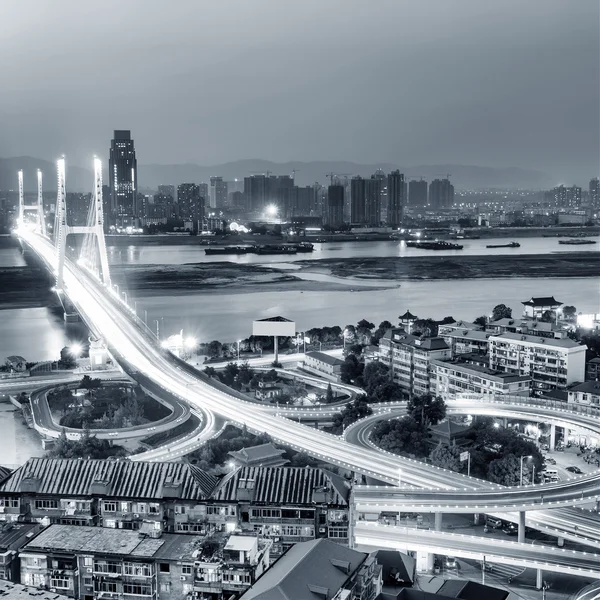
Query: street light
70 343 83 358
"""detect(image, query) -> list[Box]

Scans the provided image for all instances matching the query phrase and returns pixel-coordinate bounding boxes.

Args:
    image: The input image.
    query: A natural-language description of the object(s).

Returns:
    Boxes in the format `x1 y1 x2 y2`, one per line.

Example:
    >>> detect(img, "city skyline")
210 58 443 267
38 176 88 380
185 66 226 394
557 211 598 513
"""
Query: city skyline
1 0 598 184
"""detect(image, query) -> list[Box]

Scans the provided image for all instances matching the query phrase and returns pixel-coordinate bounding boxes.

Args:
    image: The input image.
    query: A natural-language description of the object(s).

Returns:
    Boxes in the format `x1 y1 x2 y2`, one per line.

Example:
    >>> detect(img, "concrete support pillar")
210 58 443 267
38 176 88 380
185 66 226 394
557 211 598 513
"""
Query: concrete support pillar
503 417 508 428
274 336 279 364
550 423 556 451
473 513 480 525
557 537 564 547
518 511 526 543
536 568 543 590
416 550 434 573
434 512 442 532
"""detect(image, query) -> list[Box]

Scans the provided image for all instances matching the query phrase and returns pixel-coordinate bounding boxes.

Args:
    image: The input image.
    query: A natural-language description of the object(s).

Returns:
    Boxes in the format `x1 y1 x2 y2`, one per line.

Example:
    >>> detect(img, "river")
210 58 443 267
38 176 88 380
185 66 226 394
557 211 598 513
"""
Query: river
106 235 600 266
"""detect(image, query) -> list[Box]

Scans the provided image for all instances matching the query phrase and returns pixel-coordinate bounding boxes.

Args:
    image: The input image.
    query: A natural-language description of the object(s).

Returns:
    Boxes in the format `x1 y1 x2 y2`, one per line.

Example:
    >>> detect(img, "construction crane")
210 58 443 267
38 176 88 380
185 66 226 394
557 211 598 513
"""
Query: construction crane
434 173 452 179
249 170 273 177
291 168 299 180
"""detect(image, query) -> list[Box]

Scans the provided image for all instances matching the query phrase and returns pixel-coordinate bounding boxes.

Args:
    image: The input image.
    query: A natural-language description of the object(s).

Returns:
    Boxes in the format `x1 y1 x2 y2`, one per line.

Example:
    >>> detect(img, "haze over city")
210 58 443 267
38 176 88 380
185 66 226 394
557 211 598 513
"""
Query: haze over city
1 0 599 183
2 3 600 600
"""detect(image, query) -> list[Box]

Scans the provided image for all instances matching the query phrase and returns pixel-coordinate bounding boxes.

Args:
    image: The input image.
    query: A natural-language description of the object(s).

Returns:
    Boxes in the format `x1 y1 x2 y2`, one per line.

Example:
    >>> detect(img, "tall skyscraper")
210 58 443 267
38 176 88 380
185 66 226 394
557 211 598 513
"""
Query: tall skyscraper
408 179 428 206
177 183 205 227
428 178 454 209
589 178 599 207
350 176 366 224
326 184 345 228
210 177 227 209
243 175 294 214
387 170 405 227
365 177 382 226
108 130 137 225
552 185 581 207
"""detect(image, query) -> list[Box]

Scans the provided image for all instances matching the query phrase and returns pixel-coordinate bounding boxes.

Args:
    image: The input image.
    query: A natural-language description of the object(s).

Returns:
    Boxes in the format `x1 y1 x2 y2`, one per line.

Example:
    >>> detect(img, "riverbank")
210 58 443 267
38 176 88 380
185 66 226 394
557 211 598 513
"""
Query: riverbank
296 251 600 281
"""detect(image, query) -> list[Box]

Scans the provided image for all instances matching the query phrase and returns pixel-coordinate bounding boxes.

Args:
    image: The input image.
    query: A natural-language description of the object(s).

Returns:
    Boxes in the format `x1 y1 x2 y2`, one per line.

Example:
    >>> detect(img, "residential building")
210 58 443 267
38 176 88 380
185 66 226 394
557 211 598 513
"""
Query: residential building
19 524 203 599
0 579 70 600
365 176 382 226
590 177 600 208
157 184 175 200
210 466 350 556
278 186 316 218
0 460 349 558
243 175 294 214
387 170 405 227
326 184 345 228
0 523 40 581
210 176 228 210
428 178 454 209
351 176 366 225
228 443 289 468
303 351 345 381
567 380 600 406
486 317 568 340
240 538 381 600
521 296 563 320
108 130 137 224
379 330 451 397
437 321 491 355
193 534 271 599
586 357 600 381
488 332 586 392
552 184 582 207
177 183 205 226
0 459 219 530
408 179 428 207
430 357 531 400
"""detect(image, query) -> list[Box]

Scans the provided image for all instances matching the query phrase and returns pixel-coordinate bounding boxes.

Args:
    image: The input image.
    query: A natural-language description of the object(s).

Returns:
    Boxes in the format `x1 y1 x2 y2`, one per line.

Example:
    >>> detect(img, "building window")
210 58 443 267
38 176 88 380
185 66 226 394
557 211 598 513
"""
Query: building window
103 501 117 513
181 564 192 575
50 577 70 590
0 498 18 508
159 563 170 573
124 562 152 577
123 583 152 596
34 499 58 510
148 503 160 514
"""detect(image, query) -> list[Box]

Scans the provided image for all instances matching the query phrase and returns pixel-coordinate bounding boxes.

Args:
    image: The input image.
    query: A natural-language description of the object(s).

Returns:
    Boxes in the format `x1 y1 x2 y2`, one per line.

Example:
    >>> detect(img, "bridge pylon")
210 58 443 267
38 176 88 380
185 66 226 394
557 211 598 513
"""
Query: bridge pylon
17 170 45 233
55 157 112 290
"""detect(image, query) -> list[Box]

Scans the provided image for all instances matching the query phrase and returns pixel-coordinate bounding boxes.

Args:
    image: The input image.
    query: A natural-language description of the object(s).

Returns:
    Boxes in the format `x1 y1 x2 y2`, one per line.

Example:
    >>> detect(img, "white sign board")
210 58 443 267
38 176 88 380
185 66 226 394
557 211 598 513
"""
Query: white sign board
252 318 296 337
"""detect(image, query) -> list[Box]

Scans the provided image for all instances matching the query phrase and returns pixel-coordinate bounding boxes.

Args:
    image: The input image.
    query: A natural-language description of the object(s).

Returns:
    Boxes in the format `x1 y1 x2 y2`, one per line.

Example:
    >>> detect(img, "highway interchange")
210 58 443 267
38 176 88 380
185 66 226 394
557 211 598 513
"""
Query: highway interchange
16 227 600 580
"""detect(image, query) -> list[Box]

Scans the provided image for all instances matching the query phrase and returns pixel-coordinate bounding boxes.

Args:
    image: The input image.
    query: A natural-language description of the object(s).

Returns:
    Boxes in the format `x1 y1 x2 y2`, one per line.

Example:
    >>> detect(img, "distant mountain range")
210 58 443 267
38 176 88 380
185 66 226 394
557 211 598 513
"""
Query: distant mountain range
1 156 552 192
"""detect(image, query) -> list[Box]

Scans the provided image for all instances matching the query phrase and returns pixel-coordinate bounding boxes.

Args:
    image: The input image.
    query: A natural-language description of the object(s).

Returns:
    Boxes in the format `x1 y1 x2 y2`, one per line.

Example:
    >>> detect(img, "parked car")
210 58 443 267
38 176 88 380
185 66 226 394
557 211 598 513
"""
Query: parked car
546 457 556 465
445 556 458 569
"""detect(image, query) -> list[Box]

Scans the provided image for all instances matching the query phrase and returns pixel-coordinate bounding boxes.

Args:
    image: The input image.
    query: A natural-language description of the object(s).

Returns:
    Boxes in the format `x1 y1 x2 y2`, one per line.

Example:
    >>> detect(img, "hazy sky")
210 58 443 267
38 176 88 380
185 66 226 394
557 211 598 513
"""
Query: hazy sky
1 0 598 181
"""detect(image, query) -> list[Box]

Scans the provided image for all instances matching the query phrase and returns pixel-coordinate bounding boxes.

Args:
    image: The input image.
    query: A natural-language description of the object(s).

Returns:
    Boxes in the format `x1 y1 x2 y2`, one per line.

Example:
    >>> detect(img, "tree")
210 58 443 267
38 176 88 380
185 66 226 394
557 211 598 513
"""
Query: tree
487 455 522 486
356 319 375 344
492 304 512 321
540 310 555 323
80 375 102 396
59 347 77 369
429 443 462 472
325 383 334 403
207 340 223 358
363 361 390 395
340 354 364 384
331 397 373 434
48 386 74 414
473 316 487 328
562 306 577 321
407 394 446 427
371 416 429 456
412 319 438 337
238 362 254 385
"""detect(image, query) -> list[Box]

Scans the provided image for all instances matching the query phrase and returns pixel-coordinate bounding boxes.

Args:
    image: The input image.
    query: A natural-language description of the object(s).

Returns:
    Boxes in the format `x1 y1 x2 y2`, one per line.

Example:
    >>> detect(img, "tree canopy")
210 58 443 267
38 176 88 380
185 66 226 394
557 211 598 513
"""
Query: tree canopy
492 304 512 321
407 394 446 427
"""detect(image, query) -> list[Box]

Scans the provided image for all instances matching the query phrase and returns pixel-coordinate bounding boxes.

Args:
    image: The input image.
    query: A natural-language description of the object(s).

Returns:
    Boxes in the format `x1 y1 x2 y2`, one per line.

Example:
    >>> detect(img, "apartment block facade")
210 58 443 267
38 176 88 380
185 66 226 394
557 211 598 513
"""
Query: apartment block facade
488 332 586 392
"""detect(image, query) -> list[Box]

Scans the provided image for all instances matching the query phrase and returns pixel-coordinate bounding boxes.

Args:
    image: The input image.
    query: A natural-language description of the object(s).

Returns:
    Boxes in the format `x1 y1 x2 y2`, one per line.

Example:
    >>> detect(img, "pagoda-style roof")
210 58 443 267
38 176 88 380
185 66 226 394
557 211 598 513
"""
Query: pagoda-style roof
521 296 562 307
399 310 418 321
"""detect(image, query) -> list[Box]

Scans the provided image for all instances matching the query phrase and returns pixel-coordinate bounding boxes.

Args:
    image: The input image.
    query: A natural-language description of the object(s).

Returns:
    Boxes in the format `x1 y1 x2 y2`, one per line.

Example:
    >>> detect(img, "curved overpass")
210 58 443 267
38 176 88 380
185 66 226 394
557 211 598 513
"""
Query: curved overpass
17 229 600 575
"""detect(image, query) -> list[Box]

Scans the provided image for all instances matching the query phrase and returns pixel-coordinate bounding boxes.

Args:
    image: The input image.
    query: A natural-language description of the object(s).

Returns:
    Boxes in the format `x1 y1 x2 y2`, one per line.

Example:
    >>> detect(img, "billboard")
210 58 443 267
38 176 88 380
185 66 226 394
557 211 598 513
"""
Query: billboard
253 316 296 337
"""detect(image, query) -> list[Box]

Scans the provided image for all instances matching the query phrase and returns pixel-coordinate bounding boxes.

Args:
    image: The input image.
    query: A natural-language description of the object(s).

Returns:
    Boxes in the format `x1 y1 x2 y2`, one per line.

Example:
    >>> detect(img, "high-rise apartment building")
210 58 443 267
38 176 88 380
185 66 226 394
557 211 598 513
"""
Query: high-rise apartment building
177 183 205 226
350 176 382 226
108 130 137 224
157 184 175 200
350 176 365 224
210 176 227 209
589 178 599 207
387 170 405 227
408 179 428 206
243 175 294 214
326 184 345 228
428 178 454 209
552 185 582 207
